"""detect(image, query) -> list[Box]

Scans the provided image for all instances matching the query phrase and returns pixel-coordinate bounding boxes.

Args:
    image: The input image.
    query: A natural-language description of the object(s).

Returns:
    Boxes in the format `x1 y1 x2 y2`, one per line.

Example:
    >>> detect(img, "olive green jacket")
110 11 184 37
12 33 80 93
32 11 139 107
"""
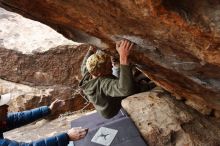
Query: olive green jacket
79 50 135 119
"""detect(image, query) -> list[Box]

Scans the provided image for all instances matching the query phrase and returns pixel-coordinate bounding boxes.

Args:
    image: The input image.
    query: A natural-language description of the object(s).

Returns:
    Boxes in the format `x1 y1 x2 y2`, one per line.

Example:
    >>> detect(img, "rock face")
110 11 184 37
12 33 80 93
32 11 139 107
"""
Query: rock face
0 8 93 115
0 45 94 114
0 8 76 54
122 88 220 146
0 0 219 110
0 45 87 86
0 78 93 114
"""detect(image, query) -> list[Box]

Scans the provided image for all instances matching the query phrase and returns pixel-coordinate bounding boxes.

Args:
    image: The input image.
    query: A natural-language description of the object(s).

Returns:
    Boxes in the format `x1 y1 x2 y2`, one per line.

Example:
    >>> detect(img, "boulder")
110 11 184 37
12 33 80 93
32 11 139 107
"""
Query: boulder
122 87 220 146
0 9 94 114
0 78 93 114
0 44 94 114
0 45 88 86
0 7 76 54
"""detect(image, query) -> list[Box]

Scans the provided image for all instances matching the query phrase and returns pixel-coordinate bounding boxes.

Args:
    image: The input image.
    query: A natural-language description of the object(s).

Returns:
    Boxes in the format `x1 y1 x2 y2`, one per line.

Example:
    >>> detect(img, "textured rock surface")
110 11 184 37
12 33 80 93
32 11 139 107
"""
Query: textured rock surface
185 99 212 115
0 8 77 54
0 78 93 114
122 87 220 146
0 8 94 113
0 44 94 113
0 0 219 110
0 45 88 86
0 7 93 114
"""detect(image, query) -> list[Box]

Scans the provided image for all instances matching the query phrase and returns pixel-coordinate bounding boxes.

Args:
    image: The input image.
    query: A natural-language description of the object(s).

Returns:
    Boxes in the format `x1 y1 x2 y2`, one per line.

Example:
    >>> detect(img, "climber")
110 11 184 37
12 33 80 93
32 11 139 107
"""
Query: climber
79 39 137 119
0 93 88 146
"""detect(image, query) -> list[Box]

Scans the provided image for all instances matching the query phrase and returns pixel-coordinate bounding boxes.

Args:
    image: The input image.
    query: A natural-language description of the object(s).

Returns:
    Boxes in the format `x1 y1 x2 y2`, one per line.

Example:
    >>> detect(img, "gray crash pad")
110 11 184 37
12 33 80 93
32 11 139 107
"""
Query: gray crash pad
71 110 147 146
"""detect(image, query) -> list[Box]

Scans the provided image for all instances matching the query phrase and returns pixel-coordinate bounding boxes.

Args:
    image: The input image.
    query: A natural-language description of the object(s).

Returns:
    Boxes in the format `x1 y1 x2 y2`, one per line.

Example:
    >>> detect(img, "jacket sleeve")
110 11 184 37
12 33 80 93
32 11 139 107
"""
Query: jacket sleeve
102 65 135 97
81 49 95 76
6 106 51 131
0 133 70 146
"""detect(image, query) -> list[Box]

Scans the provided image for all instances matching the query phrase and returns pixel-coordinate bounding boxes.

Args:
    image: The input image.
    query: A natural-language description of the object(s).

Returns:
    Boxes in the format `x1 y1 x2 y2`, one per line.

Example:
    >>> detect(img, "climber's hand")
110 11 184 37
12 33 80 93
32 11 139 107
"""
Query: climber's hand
116 39 134 65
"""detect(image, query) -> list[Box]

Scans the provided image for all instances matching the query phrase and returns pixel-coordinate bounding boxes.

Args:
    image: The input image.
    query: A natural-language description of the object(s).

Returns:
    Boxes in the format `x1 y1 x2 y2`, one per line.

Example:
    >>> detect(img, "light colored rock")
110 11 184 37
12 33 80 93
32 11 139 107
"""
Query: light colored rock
0 78 54 111
185 99 212 115
0 8 78 54
122 87 220 146
0 78 93 113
